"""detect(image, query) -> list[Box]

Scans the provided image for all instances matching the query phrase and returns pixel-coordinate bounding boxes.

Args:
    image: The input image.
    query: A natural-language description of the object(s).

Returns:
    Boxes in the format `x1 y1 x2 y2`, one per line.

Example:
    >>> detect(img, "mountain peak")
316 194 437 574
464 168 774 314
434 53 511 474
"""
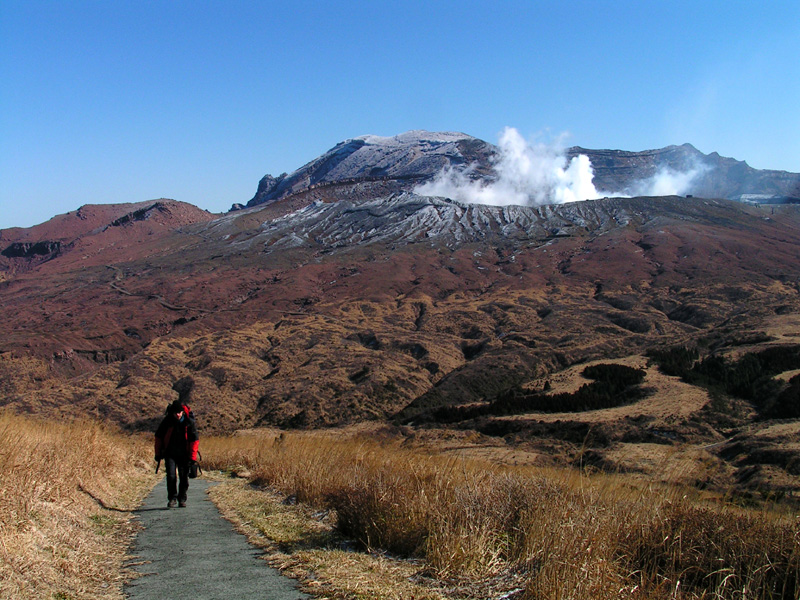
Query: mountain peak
245 130 494 208
354 130 476 145
242 130 800 211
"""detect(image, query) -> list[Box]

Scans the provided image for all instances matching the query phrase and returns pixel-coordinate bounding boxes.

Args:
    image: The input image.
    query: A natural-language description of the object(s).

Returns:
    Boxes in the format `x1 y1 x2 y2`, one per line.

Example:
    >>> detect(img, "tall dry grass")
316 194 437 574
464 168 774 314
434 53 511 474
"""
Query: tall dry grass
0 410 153 600
204 431 800 600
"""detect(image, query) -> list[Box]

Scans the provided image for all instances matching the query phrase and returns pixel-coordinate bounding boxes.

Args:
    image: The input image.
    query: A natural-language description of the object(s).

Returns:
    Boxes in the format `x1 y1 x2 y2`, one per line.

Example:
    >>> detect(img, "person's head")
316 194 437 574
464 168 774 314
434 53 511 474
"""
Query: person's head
168 400 185 419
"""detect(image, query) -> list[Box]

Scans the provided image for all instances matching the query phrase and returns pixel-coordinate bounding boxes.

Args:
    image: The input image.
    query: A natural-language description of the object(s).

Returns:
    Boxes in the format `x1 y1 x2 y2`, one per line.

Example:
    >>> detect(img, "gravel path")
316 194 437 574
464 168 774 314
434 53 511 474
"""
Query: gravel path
126 478 308 600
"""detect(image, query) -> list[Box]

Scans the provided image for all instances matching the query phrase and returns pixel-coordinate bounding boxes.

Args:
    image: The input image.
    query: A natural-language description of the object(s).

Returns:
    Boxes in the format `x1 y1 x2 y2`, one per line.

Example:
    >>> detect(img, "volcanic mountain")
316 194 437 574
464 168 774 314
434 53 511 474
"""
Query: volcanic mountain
243 131 800 208
3 131 800 498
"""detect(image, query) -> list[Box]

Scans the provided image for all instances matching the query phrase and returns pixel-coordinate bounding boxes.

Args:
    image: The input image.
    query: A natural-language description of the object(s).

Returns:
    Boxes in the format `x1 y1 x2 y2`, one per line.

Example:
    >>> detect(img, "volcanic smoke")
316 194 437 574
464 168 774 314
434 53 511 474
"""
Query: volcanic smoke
415 127 702 206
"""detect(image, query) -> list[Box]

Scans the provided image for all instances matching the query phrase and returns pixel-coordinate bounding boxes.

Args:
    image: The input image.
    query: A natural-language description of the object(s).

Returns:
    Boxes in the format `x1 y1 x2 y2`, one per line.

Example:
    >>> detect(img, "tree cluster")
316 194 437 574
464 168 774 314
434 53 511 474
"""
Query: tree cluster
648 345 800 419
430 363 647 423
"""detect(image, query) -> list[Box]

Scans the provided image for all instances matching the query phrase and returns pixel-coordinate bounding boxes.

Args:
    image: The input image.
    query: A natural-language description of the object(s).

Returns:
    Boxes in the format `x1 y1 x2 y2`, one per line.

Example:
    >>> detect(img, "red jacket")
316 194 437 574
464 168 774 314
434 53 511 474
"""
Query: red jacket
154 404 199 462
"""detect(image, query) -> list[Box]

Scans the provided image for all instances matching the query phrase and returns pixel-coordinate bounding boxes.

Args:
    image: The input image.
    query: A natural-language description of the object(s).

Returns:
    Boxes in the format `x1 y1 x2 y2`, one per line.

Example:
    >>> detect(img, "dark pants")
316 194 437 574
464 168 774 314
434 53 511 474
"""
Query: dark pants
165 456 189 501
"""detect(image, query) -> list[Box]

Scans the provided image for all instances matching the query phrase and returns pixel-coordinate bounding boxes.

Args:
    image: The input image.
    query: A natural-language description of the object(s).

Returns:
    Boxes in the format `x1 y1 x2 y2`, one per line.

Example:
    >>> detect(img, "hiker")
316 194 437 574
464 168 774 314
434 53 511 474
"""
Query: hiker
154 400 199 508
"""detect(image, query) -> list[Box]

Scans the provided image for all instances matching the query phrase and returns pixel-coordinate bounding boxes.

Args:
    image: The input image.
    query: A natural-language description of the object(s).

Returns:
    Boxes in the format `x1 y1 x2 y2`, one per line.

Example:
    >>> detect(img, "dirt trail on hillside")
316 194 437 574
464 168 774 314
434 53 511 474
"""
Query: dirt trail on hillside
125 478 307 600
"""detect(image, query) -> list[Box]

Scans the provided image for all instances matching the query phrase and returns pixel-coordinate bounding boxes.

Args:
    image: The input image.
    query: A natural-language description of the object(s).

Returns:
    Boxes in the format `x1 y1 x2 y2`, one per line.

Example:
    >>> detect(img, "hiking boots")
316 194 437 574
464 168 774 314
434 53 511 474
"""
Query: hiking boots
167 499 178 508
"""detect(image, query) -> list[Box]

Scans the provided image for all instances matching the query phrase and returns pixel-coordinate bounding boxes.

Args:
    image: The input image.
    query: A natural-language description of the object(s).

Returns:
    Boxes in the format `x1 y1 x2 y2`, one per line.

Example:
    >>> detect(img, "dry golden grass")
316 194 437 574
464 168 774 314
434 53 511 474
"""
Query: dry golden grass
204 429 800 600
208 475 452 600
0 411 155 600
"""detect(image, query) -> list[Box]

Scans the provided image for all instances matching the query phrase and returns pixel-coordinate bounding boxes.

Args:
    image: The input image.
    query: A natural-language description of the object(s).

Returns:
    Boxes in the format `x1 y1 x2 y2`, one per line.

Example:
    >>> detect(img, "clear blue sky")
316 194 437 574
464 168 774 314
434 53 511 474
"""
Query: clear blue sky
1 1 798 229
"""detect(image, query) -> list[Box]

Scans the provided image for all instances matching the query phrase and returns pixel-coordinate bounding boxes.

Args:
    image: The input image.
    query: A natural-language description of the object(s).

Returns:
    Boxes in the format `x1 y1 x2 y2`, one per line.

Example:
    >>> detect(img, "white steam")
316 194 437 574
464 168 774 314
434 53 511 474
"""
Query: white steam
415 127 705 206
627 165 705 197
415 127 600 206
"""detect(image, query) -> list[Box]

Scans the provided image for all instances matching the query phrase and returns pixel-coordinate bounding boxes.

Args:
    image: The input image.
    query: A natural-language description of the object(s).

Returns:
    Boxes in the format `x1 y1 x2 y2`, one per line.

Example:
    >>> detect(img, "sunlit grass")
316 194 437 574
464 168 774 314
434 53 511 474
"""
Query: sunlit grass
205 430 800 600
0 411 153 600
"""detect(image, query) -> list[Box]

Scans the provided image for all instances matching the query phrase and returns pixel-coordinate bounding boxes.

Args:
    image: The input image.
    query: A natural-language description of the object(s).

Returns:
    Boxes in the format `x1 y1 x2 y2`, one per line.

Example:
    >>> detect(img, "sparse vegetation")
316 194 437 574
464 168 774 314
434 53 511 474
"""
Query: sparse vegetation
204 430 800 600
648 344 800 418
426 363 648 423
0 411 154 600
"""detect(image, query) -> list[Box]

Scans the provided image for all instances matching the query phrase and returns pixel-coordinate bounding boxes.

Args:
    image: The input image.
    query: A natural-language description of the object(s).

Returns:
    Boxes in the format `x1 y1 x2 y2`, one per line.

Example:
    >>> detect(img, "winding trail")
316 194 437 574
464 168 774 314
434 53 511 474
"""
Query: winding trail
126 478 308 600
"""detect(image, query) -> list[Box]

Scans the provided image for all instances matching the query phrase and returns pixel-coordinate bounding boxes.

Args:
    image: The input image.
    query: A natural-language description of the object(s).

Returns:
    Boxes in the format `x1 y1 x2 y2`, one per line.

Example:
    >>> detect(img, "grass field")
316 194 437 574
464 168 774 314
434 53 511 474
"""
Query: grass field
0 411 154 600
204 428 800 600
2 411 798 599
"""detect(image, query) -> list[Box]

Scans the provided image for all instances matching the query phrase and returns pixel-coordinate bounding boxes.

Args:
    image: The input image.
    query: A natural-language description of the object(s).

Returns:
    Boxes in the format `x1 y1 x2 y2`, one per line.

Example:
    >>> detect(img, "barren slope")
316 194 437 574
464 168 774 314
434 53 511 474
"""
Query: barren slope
2 186 800 499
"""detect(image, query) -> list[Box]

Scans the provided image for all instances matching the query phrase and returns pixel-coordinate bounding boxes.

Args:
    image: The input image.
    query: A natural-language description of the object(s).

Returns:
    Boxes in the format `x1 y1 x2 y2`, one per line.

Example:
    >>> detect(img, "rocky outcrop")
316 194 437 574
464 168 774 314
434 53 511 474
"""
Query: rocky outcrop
1 240 64 258
570 143 800 200
108 202 173 227
247 173 287 208
245 131 495 208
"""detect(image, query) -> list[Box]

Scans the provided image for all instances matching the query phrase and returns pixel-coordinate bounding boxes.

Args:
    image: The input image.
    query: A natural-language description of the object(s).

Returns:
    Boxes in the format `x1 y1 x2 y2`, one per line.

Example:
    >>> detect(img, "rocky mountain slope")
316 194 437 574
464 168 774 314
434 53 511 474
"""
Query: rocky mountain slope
3 131 800 499
243 131 799 209
244 131 495 208
0 200 213 274
572 143 800 201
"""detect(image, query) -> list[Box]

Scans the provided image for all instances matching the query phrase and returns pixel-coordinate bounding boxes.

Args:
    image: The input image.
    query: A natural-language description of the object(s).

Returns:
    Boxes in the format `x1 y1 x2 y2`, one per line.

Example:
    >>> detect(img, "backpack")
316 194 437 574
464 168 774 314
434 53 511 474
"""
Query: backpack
182 404 202 477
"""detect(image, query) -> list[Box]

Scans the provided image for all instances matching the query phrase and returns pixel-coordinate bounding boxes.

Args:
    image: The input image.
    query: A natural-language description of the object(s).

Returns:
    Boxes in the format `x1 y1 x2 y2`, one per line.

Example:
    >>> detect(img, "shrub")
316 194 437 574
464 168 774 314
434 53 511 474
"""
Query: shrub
763 374 800 419
649 344 800 419
621 501 800 599
647 346 699 377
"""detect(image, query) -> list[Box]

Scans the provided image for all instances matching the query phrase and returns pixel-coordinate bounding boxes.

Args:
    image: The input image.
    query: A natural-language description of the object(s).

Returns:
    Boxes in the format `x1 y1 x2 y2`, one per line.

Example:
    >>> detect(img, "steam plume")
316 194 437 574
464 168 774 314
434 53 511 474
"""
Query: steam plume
626 164 706 197
415 127 705 206
415 127 599 206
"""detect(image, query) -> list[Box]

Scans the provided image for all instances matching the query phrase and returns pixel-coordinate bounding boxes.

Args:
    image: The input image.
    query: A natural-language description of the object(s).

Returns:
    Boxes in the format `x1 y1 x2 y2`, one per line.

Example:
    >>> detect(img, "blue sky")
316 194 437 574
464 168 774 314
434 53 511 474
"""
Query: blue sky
1 1 798 230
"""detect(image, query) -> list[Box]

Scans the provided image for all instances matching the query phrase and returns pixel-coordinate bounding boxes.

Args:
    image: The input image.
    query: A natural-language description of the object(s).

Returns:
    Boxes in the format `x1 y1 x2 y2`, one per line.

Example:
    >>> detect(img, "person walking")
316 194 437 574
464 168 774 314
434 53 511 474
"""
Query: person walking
154 400 200 508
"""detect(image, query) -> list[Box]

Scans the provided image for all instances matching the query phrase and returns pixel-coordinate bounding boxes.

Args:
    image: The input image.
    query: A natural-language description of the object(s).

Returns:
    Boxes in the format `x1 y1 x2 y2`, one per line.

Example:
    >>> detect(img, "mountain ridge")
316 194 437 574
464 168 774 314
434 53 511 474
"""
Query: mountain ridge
567 142 800 200
242 131 799 211
244 130 493 208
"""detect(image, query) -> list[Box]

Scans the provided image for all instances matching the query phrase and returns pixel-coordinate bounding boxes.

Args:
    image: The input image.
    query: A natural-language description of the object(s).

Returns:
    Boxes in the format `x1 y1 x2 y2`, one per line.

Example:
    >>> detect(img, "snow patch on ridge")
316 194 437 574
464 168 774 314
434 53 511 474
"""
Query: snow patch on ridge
356 131 474 146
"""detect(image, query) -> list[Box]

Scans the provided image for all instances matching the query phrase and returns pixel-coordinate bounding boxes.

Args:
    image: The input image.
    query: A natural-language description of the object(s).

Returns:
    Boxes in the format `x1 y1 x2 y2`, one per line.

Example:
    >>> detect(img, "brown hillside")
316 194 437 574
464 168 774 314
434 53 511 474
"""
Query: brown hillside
2 193 800 498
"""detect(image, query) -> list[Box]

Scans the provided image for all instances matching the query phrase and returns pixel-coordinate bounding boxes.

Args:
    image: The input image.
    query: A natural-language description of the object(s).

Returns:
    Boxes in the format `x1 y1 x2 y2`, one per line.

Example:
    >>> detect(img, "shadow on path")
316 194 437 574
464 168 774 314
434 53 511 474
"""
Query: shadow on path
80 483 135 512
125 478 308 600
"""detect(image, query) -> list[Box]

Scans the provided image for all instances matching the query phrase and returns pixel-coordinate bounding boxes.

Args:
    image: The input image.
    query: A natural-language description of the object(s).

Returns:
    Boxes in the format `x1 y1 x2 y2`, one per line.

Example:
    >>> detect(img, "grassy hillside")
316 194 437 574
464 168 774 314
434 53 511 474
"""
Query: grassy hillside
0 412 154 600
2 410 798 599
204 428 800 600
